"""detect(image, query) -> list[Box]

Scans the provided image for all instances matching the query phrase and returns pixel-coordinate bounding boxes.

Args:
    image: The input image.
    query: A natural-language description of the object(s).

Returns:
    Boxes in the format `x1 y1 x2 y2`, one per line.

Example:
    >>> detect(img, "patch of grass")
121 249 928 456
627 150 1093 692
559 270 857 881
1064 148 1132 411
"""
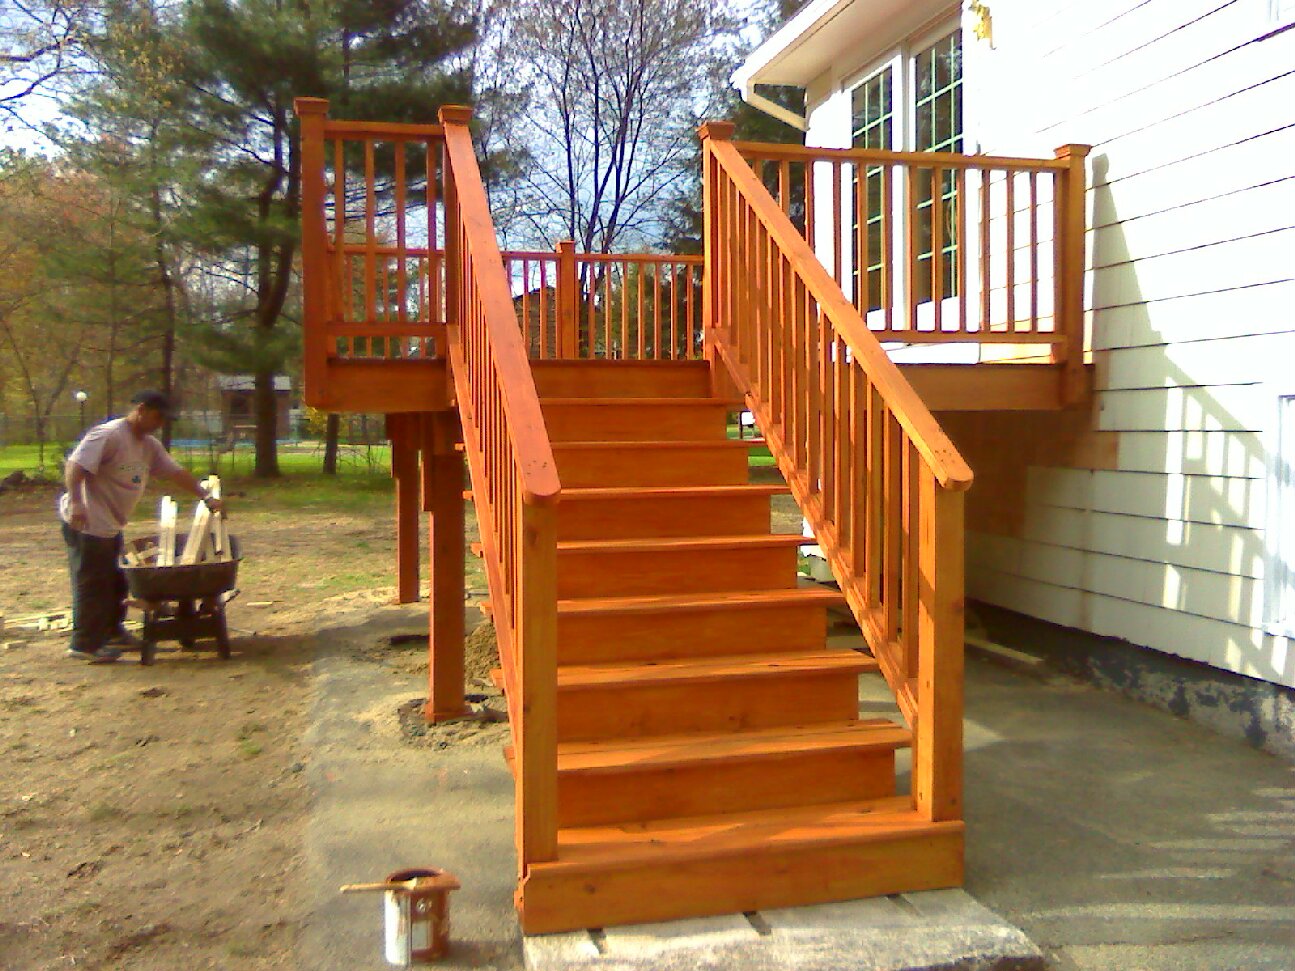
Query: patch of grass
237 739 263 759
87 802 119 822
237 722 266 740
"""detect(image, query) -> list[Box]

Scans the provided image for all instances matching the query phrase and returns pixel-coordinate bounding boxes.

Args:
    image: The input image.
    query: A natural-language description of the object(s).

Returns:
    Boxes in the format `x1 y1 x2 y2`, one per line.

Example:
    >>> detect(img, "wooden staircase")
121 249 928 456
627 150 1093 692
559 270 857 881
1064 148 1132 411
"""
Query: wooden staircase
504 359 962 932
294 101 1092 937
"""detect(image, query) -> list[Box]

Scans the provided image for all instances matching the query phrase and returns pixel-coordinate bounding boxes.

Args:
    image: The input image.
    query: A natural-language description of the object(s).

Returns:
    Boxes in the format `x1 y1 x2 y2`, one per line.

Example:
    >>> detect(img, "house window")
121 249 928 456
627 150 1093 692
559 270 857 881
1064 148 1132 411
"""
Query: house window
850 68 893 313
847 25 963 317
1267 395 1295 638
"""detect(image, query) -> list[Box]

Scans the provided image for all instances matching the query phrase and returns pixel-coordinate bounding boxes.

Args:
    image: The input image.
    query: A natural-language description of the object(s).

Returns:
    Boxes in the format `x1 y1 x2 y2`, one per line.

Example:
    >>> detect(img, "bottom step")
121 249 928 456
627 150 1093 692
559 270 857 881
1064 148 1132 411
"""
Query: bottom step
518 799 963 933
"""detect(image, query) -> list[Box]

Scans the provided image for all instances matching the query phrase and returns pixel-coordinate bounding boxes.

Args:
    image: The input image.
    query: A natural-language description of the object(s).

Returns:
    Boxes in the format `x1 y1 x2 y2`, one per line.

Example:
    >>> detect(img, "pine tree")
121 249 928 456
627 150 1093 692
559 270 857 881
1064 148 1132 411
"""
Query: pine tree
76 0 476 476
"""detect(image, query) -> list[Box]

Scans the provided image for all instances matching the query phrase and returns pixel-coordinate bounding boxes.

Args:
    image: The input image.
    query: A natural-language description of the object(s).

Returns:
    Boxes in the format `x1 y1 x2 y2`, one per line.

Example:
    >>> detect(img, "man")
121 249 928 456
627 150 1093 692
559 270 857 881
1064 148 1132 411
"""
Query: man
59 390 225 664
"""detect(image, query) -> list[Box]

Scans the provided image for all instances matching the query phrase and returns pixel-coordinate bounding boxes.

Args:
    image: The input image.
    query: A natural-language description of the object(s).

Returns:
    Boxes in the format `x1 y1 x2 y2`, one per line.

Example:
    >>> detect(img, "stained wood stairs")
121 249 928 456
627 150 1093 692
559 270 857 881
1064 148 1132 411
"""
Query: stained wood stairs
496 359 963 933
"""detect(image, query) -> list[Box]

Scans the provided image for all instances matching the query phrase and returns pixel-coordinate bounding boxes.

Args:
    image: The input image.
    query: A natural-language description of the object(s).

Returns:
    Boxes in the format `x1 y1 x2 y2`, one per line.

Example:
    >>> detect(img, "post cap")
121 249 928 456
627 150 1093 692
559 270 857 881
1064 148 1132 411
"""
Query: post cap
438 105 474 126
1054 143 1092 160
294 97 330 115
698 120 736 142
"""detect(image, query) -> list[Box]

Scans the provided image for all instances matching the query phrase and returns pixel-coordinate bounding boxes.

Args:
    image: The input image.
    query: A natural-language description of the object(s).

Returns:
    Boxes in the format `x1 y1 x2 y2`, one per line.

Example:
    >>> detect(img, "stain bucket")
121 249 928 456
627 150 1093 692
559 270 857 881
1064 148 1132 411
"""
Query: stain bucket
383 868 460 965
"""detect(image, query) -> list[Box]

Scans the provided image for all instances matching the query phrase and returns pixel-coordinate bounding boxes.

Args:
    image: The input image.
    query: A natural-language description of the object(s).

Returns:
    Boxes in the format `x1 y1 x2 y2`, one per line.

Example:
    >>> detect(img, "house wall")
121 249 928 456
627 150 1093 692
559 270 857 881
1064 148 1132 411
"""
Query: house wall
799 0 1295 687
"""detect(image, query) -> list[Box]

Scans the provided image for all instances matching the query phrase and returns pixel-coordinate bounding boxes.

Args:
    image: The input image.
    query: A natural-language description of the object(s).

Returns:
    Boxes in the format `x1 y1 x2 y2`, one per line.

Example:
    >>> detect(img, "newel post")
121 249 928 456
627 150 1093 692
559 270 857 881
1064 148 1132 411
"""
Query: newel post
914 473 965 823
698 121 736 385
1054 143 1091 406
295 97 330 407
556 241 578 359
439 106 473 345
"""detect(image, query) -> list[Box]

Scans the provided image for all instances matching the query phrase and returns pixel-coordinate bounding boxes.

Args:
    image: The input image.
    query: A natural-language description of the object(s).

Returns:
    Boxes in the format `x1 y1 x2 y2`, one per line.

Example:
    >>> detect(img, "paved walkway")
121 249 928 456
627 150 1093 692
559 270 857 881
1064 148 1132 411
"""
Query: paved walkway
296 605 1295 970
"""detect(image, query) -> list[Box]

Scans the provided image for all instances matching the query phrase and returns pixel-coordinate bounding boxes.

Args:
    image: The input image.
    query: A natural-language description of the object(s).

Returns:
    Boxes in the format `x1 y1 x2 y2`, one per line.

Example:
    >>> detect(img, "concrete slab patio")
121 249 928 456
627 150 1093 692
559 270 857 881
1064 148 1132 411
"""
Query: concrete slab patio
295 604 1295 971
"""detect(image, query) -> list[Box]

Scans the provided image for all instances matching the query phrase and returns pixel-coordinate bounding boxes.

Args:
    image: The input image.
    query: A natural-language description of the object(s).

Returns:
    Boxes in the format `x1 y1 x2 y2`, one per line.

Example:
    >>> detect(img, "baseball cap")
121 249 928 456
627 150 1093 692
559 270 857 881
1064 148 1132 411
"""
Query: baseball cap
131 390 172 415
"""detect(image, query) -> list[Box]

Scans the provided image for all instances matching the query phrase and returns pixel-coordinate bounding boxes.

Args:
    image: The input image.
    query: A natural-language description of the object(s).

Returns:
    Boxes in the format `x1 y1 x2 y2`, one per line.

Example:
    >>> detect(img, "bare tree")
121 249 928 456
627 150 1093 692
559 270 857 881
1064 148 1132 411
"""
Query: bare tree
0 0 94 128
490 0 738 253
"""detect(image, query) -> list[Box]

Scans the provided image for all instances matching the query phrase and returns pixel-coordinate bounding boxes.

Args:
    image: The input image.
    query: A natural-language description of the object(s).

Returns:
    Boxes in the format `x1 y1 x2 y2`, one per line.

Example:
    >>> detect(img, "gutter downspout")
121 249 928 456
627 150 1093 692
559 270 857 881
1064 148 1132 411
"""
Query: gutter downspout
738 81 808 132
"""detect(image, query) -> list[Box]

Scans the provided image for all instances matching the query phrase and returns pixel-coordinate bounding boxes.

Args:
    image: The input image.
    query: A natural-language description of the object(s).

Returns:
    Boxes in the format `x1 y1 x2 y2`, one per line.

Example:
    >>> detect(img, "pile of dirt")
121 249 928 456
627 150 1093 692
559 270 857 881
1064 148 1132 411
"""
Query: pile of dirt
395 697 508 750
464 620 500 683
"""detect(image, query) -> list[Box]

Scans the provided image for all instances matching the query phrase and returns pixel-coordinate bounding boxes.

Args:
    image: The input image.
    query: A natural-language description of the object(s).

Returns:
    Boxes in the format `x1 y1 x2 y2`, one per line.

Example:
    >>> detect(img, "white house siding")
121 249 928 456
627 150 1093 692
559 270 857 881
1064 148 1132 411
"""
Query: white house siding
795 0 1295 686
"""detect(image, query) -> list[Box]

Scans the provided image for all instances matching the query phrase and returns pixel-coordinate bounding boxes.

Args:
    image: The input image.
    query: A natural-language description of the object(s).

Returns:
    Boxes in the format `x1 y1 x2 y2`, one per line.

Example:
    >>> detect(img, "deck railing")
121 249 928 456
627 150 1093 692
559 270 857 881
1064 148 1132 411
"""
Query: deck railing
440 107 561 869
703 122 974 823
503 248 704 361
296 101 449 399
735 141 1089 380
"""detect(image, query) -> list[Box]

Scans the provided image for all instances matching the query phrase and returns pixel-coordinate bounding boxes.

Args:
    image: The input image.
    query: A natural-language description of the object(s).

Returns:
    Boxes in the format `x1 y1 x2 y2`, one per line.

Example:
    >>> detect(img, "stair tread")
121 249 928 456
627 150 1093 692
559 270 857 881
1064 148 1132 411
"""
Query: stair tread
551 440 751 450
557 587 846 615
543 798 956 869
558 648 877 689
542 397 742 408
562 484 789 500
557 534 805 554
558 719 910 773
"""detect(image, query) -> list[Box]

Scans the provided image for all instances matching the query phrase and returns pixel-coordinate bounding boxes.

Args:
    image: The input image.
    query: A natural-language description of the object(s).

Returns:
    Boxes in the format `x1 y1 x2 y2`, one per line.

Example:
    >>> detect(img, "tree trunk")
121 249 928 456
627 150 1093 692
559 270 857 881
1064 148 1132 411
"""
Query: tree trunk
253 369 280 478
322 412 340 474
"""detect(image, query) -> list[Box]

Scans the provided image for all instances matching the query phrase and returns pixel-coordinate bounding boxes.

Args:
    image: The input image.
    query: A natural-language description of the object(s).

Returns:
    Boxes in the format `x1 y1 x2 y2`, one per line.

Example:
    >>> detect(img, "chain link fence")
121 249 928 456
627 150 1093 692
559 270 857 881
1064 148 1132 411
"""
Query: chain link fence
0 411 393 477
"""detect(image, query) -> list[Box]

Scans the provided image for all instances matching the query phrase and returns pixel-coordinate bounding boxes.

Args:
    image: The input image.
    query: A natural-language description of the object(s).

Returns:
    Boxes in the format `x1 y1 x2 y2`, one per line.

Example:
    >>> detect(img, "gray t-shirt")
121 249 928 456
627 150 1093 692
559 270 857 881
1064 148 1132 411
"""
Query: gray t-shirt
58 418 183 538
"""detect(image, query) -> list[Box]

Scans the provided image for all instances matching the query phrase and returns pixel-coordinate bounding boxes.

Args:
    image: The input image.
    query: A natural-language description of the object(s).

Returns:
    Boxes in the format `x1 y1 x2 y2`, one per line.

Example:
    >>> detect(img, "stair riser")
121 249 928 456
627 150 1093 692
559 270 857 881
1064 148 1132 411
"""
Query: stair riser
558 603 830 664
557 672 860 742
559 748 898 827
518 826 964 934
557 545 799 599
553 446 749 488
542 403 730 443
532 362 711 399
558 494 775 541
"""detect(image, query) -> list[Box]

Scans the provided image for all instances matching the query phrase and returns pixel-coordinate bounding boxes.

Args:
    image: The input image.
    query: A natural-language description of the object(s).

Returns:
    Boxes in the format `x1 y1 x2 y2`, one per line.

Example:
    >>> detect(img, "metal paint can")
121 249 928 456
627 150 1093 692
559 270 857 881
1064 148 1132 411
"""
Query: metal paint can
383 868 460 965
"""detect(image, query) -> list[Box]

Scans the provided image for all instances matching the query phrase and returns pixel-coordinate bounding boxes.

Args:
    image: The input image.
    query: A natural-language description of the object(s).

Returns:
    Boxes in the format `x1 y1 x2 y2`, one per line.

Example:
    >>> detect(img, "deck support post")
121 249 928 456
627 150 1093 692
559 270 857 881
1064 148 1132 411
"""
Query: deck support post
389 413 421 604
423 411 468 723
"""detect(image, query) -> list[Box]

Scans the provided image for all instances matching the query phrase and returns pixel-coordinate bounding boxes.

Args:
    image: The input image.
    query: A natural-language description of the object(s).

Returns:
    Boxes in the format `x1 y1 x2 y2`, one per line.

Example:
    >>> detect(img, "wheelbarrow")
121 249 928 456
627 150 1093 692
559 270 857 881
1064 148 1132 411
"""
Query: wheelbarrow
120 536 242 665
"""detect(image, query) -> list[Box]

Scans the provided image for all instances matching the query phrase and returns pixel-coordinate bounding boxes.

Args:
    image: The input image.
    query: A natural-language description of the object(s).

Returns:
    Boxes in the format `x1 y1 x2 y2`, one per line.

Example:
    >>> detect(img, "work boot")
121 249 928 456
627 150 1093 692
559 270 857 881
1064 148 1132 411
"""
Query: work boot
106 629 142 649
66 646 122 664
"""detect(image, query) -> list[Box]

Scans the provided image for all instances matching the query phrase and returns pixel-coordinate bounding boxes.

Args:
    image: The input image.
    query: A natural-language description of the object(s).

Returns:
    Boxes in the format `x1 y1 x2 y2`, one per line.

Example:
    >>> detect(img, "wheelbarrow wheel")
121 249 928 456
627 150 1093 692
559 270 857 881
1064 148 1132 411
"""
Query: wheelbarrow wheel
140 640 157 666
214 611 231 660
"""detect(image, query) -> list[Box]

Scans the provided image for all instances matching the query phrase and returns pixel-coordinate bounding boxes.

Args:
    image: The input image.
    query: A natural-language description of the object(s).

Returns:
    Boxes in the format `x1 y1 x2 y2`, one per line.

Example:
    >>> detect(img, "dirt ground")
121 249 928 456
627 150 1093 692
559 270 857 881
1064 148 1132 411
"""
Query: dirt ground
0 478 494 971
1 471 797 971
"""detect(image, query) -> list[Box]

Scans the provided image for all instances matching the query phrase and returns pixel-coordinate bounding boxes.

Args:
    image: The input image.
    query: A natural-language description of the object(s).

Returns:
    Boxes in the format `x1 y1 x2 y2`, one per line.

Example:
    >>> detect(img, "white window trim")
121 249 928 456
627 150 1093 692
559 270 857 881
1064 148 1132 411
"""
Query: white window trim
839 19 972 337
1264 389 1295 638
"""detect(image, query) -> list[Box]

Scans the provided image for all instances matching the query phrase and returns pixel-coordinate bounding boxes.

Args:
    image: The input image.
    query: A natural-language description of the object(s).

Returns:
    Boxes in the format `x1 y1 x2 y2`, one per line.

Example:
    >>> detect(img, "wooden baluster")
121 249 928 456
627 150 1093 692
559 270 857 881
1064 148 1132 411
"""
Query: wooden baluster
395 140 408 341
849 369 866 578
804 159 815 248
653 259 662 362
980 168 991 332
882 415 902 647
364 140 377 328
932 165 943 333
903 440 920 679
832 160 843 290
778 160 790 219
855 162 867 317
956 168 967 334
332 135 346 351
1028 170 1039 333
866 390 884 608
1005 169 1017 333
904 166 919 333
669 262 679 361
882 165 894 334
821 318 836 531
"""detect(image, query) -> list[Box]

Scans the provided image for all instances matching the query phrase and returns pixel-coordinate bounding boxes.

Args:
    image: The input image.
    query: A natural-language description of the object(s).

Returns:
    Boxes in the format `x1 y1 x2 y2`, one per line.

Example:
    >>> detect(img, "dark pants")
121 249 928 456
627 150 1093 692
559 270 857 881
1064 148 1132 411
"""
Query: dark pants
62 522 126 653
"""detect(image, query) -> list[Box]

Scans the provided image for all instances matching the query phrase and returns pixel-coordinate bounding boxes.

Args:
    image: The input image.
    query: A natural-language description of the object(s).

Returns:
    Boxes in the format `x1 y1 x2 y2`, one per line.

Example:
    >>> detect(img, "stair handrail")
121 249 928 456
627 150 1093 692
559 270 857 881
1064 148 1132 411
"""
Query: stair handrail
701 121 970 823
441 106 561 866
